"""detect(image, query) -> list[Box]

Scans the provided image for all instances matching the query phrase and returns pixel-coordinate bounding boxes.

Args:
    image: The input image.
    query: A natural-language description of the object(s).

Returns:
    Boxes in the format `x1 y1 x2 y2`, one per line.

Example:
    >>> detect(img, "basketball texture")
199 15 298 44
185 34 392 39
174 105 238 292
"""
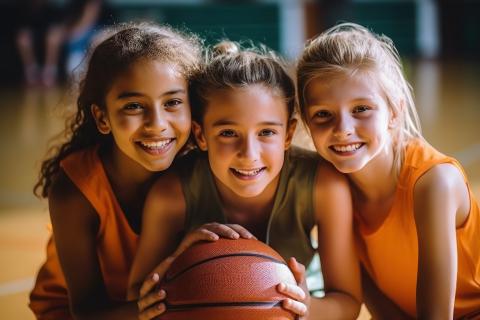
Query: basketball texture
159 238 297 320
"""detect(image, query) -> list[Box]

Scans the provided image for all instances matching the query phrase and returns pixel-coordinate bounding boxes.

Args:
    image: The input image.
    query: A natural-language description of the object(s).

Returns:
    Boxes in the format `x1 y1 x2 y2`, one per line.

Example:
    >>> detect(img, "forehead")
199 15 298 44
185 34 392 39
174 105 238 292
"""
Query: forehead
305 71 383 105
203 85 288 124
109 60 186 92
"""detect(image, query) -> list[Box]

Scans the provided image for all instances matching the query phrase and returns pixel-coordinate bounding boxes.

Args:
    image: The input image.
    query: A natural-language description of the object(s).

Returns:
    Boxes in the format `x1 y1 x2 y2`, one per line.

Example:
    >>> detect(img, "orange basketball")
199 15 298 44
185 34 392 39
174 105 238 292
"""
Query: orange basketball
159 238 297 320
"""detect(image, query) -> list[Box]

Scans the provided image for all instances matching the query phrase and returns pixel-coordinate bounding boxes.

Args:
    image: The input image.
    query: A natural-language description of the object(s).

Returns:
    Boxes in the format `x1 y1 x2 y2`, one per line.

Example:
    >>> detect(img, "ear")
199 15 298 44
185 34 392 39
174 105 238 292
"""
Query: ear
192 121 208 151
91 104 111 134
284 118 298 150
388 100 403 130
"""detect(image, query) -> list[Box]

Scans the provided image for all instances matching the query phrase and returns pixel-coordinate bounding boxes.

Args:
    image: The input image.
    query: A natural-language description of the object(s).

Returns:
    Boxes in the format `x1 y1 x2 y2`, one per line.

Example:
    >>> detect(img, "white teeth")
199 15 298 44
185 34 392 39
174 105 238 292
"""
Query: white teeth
233 168 263 176
140 139 172 149
333 143 362 152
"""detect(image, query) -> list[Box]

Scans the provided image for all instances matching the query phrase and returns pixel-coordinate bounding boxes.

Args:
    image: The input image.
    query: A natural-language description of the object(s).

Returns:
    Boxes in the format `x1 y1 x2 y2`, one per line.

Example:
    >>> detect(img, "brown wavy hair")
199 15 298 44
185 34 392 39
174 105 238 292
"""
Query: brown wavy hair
34 22 202 198
189 40 296 124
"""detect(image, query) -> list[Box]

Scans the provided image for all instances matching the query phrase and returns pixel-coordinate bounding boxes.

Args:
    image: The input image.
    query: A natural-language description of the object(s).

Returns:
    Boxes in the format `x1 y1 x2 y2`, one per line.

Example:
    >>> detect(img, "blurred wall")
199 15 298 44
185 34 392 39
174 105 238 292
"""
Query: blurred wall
1 0 479 86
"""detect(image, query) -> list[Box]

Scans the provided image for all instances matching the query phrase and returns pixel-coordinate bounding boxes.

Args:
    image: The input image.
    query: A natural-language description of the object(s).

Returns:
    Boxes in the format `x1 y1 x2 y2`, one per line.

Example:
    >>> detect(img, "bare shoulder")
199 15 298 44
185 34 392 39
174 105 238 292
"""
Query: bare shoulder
149 170 184 200
143 170 186 223
313 160 352 224
48 169 99 230
315 159 349 192
414 163 469 227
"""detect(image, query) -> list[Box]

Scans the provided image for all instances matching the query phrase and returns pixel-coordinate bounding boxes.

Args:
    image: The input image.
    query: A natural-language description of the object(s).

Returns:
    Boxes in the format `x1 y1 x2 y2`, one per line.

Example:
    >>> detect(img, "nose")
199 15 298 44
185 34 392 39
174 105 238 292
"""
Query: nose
237 135 259 162
144 107 168 132
333 113 353 140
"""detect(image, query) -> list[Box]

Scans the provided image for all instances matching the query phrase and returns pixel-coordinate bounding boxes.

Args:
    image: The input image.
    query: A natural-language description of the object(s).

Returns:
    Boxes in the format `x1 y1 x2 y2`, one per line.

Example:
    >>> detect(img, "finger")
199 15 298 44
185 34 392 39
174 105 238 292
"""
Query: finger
139 302 166 320
277 282 306 301
288 257 306 284
171 229 219 258
226 224 256 239
138 289 166 312
282 298 308 317
203 223 240 239
139 272 161 300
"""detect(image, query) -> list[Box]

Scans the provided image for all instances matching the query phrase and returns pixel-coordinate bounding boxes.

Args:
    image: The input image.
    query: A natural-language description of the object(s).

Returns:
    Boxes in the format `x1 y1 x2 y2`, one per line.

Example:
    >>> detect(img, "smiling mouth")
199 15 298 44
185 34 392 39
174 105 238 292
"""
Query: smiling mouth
137 139 174 154
230 167 266 179
330 143 364 154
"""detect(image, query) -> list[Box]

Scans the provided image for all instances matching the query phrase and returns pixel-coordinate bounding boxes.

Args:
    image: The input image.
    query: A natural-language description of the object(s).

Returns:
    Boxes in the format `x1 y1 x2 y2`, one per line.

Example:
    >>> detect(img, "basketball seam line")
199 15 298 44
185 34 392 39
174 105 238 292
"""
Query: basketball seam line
165 300 284 310
164 253 286 283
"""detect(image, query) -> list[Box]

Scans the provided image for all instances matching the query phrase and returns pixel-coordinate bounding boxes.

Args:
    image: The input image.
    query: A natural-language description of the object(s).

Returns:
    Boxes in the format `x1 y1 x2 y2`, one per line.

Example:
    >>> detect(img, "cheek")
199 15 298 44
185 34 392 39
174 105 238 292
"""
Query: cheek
171 110 191 133
110 116 140 135
364 116 390 139
309 126 328 144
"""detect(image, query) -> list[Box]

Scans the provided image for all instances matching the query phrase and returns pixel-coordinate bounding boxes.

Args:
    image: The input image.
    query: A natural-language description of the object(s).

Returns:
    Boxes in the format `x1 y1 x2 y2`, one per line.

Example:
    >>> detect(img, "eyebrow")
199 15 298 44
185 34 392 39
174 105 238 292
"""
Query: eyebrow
212 120 284 127
116 89 186 100
307 97 376 107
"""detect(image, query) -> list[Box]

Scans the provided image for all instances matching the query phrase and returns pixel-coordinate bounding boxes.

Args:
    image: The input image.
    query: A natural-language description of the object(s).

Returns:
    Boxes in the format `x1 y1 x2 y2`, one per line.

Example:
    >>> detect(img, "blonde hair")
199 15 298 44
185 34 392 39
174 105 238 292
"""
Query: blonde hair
297 22 422 174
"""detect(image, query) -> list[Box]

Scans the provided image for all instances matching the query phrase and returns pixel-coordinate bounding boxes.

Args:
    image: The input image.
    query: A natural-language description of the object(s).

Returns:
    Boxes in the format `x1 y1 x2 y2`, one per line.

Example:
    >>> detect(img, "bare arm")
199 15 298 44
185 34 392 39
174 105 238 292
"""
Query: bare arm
310 162 362 319
279 162 362 319
127 172 187 300
50 170 137 319
413 163 469 319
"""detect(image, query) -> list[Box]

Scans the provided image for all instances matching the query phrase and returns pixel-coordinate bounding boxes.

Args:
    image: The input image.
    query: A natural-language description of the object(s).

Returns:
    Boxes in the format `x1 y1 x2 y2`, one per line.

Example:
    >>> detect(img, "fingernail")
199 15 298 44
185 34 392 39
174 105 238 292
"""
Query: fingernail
233 233 239 239
158 289 166 298
157 303 165 310
166 256 175 263
152 273 159 282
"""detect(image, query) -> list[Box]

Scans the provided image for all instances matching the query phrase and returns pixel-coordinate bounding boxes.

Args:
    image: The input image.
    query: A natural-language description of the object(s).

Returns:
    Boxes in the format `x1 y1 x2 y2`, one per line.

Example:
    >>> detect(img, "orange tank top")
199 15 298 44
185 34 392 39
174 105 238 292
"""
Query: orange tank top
355 139 480 318
29 147 139 319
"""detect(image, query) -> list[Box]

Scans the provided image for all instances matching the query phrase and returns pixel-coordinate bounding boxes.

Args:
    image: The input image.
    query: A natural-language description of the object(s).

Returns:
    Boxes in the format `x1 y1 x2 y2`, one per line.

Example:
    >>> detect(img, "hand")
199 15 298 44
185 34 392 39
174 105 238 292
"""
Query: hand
137 228 222 319
277 257 311 319
197 222 256 240
137 257 173 320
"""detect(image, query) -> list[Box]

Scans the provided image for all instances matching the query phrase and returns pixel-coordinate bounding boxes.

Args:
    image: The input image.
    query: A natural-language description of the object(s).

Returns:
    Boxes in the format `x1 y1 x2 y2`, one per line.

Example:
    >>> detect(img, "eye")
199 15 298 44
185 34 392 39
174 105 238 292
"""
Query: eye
314 110 332 118
219 129 237 137
310 109 332 123
123 102 144 113
259 129 276 137
164 99 182 108
353 105 371 113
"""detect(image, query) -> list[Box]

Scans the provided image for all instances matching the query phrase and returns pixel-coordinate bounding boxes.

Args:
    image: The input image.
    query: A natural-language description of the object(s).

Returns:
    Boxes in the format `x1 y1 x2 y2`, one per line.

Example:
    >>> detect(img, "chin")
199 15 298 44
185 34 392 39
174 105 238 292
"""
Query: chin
232 186 266 199
145 159 175 172
331 161 365 174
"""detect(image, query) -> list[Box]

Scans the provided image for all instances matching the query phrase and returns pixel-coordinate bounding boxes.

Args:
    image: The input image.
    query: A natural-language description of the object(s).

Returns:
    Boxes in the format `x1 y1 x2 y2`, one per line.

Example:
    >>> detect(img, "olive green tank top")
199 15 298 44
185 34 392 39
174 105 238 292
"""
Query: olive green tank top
176 146 320 268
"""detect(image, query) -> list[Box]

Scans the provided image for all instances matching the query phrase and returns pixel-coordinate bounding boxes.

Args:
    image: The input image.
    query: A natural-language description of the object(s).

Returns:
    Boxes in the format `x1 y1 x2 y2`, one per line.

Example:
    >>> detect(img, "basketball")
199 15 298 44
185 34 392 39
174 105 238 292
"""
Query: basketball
159 238 297 320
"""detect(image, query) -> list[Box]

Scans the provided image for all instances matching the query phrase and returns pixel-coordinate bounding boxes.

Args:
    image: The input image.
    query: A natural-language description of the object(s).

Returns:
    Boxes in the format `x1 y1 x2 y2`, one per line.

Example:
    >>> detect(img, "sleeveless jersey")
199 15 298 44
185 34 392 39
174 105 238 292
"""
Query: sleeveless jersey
355 139 480 318
177 146 320 271
29 147 138 319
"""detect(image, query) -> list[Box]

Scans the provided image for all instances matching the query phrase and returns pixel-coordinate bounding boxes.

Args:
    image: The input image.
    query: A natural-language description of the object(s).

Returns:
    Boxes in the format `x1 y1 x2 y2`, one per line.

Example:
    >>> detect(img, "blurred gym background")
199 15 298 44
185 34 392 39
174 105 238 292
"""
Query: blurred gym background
0 0 479 318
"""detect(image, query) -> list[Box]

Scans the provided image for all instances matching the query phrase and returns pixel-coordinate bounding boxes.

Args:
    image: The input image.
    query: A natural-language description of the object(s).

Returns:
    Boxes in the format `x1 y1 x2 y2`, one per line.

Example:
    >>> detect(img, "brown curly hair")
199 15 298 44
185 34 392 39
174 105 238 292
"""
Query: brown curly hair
34 22 202 198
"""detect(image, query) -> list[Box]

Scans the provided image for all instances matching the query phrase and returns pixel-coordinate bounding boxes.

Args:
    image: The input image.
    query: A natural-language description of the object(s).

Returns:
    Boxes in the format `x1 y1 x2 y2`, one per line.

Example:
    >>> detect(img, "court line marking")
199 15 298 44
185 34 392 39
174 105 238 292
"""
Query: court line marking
0 277 34 296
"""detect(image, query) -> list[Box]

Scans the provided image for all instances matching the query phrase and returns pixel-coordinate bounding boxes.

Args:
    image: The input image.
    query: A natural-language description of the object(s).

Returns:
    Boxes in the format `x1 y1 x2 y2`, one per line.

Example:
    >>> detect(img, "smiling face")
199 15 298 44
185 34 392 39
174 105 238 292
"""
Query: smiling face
192 84 295 198
304 72 395 174
92 59 191 172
